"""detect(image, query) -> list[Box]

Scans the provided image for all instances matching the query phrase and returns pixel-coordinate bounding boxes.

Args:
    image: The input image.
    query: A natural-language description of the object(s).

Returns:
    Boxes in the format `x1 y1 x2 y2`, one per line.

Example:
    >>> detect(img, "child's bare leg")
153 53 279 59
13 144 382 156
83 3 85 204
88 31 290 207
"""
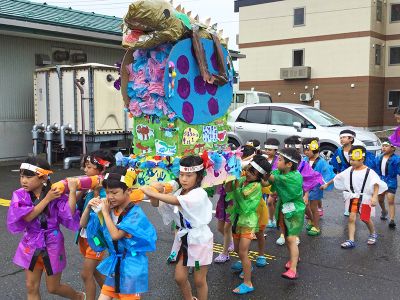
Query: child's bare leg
305 204 313 221
267 196 275 222
286 236 299 272
233 237 240 253
387 193 396 221
348 212 357 241
45 272 84 299
363 218 376 234
93 270 105 288
255 231 265 256
81 258 102 300
238 238 252 286
175 259 193 300
223 223 232 254
318 200 322 209
217 220 224 235
25 268 42 300
193 266 208 300
378 193 387 215
310 201 320 229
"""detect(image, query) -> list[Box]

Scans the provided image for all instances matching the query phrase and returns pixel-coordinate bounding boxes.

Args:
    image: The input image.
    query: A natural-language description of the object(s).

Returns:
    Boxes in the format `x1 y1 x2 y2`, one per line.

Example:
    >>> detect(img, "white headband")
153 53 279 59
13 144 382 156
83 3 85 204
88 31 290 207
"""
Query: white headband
285 144 301 149
20 163 53 176
340 133 355 138
278 151 299 164
382 141 392 146
250 161 267 175
180 164 204 173
264 145 279 150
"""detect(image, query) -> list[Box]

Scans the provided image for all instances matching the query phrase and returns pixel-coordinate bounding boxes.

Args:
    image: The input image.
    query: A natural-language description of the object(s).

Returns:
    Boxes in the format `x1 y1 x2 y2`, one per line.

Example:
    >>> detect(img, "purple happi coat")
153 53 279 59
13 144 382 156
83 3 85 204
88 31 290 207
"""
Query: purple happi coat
7 188 80 275
298 159 324 192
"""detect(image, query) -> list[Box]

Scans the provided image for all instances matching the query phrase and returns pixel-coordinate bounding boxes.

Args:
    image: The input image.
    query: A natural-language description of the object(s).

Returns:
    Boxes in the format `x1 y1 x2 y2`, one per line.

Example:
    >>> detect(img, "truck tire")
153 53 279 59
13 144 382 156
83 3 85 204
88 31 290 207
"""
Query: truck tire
319 144 337 162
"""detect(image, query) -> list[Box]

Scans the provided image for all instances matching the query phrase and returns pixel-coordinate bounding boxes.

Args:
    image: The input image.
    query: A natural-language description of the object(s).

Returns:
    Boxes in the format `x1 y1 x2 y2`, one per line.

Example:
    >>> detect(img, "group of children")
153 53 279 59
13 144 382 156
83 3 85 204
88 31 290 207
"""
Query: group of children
6 127 397 298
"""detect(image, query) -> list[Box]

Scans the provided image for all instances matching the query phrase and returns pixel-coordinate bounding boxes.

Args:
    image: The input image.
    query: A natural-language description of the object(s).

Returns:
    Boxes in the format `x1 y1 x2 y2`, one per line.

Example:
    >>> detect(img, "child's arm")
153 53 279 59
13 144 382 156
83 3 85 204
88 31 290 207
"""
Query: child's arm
140 186 180 206
320 178 334 190
101 199 128 241
67 178 80 214
371 183 379 207
23 188 61 222
80 197 102 228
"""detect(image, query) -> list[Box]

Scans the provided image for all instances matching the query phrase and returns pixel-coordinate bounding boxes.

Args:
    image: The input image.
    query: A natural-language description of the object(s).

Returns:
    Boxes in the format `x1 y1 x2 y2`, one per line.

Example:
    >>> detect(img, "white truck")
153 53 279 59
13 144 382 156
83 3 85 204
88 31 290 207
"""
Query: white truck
230 89 272 112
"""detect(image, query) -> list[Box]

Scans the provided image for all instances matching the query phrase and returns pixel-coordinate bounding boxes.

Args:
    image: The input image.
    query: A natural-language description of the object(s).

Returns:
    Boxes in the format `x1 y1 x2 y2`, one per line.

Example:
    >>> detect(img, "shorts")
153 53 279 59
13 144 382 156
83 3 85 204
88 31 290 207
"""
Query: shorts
215 192 232 223
387 188 397 195
309 185 323 201
101 285 140 300
79 237 105 261
349 198 360 214
232 226 256 240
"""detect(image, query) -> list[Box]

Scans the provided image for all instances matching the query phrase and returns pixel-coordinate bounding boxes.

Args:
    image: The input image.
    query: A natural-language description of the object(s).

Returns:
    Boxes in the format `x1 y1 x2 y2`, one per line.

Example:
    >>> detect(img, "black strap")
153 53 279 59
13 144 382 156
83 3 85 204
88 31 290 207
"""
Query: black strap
311 157 321 170
29 191 48 230
113 202 135 293
350 168 371 203
28 248 54 275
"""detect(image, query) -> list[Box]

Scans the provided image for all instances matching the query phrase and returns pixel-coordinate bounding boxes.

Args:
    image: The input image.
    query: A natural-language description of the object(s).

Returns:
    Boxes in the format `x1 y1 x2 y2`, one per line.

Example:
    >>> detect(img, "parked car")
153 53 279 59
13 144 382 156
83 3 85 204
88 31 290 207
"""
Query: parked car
227 103 381 160
230 90 272 112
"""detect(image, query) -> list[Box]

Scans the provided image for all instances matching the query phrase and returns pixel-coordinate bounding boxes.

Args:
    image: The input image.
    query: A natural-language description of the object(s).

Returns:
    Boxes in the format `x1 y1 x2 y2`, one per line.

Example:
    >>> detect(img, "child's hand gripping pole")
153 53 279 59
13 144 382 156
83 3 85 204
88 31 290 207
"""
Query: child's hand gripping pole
51 175 102 194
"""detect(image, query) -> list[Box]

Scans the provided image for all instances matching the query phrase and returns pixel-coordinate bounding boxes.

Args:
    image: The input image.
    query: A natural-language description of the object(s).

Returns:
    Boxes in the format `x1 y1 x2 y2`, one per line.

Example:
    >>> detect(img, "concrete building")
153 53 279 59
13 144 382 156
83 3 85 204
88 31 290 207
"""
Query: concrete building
0 0 124 160
235 0 400 128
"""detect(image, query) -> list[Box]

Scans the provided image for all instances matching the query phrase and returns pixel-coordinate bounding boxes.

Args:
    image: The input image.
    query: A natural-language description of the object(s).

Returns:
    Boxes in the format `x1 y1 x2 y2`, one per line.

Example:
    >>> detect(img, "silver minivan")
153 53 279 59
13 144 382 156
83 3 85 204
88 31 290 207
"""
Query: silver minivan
227 103 381 159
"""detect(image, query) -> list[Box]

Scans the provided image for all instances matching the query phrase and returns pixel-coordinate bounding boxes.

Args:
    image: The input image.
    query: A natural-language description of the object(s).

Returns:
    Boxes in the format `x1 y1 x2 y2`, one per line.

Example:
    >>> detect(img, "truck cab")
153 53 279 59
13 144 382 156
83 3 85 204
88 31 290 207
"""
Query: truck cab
230 90 272 112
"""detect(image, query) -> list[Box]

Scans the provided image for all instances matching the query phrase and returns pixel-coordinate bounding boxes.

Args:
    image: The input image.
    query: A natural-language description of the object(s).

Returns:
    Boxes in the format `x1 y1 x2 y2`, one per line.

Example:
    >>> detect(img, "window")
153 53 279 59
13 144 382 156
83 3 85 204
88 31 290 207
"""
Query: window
246 109 267 124
391 4 400 22
258 93 272 103
294 7 305 26
293 49 304 67
375 44 382 65
237 110 247 122
377 0 383 22
270 109 306 127
389 46 400 65
236 94 245 103
388 91 400 108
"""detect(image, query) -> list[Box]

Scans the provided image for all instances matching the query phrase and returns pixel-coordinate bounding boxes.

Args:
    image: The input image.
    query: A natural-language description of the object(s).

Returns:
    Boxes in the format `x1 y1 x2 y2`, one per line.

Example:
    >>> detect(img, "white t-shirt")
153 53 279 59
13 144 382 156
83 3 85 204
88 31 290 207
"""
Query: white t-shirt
381 156 389 176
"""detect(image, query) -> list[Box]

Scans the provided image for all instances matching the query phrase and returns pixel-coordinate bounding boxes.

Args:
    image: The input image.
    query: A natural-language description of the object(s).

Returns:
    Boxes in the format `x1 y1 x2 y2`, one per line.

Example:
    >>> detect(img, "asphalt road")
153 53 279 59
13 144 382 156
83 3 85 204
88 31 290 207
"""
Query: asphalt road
1 163 400 300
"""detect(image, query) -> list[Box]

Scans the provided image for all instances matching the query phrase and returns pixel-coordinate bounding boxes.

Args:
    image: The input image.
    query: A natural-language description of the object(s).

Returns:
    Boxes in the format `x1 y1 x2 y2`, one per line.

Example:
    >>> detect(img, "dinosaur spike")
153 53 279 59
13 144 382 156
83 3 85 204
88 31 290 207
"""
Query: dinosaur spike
218 29 223 36
194 14 200 22
224 37 229 45
187 11 192 18
176 4 181 12
170 0 173 5
182 7 186 14
204 18 211 27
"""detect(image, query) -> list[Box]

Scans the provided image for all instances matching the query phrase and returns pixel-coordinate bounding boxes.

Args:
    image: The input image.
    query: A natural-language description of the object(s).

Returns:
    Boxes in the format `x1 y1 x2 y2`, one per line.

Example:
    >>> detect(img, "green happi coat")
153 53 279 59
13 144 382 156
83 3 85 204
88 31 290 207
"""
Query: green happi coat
226 177 262 231
272 170 305 236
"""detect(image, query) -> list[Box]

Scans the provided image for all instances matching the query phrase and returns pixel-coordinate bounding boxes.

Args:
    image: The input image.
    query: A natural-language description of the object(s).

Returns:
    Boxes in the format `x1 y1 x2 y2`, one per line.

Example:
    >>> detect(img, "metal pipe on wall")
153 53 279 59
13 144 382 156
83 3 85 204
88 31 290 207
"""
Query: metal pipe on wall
44 123 59 165
60 123 73 150
32 123 45 156
74 78 86 155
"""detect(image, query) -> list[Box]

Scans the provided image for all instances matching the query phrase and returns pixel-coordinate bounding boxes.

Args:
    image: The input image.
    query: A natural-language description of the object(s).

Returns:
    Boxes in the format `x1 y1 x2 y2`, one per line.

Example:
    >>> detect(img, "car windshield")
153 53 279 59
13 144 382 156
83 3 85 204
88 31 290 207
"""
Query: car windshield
297 107 344 127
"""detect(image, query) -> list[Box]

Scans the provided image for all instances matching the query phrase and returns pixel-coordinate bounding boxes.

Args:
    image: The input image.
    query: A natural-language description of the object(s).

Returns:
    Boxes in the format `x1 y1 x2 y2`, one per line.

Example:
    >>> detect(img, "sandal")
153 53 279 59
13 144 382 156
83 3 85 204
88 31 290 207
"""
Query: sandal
367 233 378 245
341 240 355 249
239 266 253 279
214 253 230 263
232 283 254 295
306 222 313 231
307 227 321 236
256 256 269 267
231 260 242 272
281 269 298 280
285 257 301 270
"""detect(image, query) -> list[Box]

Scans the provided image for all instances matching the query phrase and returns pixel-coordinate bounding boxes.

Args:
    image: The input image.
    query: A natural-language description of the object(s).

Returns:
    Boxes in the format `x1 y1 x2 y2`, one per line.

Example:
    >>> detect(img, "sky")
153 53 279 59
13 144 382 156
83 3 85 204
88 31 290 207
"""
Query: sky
30 0 239 50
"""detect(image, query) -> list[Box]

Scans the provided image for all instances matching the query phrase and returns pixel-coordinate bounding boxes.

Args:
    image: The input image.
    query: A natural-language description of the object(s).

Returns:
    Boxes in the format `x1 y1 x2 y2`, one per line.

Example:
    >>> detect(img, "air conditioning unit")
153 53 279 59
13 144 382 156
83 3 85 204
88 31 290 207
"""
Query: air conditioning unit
280 66 311 80
299 93 312 102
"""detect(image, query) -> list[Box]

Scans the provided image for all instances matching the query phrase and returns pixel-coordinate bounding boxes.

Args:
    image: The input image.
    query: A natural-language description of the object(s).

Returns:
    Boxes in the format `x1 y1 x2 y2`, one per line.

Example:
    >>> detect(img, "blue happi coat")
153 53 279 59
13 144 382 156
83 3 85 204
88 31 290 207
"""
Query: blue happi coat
375 154 400 191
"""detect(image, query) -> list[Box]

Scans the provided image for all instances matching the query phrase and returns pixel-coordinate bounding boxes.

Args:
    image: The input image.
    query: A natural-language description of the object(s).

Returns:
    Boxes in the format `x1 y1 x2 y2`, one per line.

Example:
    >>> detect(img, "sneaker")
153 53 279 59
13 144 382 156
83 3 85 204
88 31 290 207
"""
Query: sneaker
318 208 324 217
267 220 277 228
389 220 396 229
367 233 378 245
276 235 285 246
380 210 388 220
214 253 230 263
344 211 350 217
228 241 234 252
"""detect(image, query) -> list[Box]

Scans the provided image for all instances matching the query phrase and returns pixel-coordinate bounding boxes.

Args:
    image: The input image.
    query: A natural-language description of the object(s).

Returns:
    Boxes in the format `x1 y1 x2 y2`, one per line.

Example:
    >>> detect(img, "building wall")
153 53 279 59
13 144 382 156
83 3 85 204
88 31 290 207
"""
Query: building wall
237 0 400 128
0 34 124 159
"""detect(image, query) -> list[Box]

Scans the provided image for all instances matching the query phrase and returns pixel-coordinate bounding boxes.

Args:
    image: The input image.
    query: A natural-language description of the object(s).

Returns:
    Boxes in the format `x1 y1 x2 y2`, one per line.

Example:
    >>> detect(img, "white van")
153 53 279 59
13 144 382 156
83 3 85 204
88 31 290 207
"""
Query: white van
230 90 272 112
